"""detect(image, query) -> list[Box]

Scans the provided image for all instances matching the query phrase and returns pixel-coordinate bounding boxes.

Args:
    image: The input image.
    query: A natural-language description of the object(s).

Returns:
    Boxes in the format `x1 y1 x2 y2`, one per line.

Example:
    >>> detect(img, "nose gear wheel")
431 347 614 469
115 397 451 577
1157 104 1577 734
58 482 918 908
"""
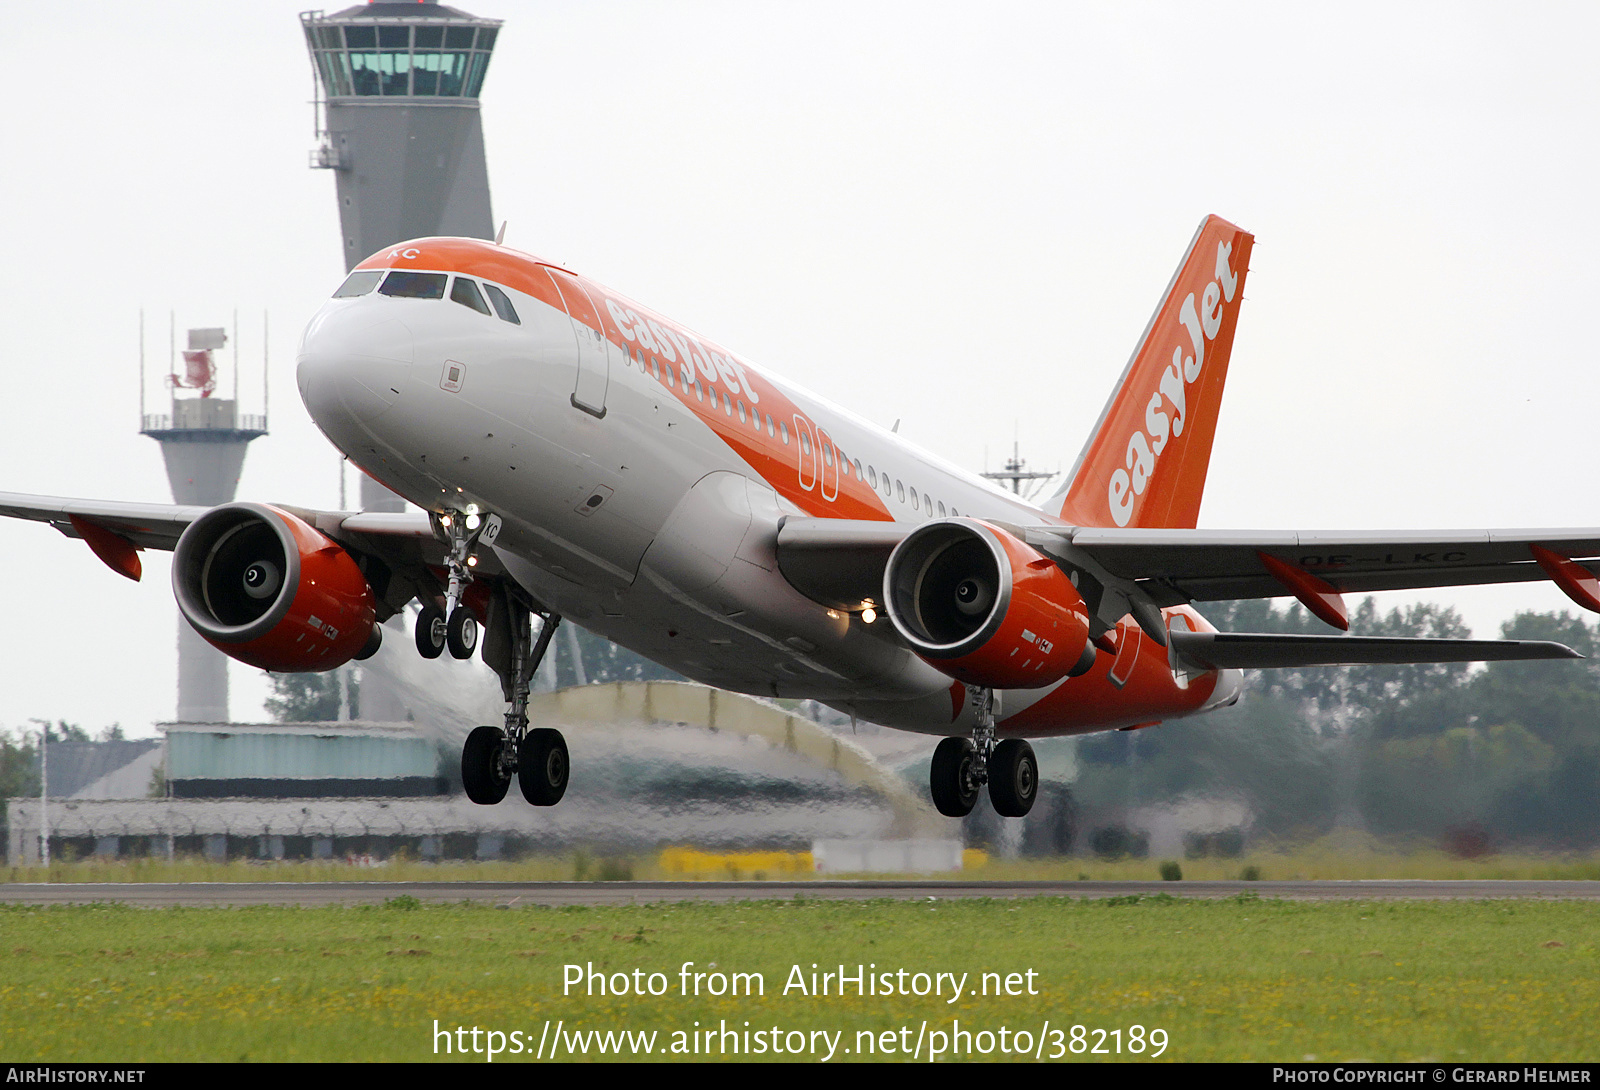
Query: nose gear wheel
446 607 478 659
415 604 446 659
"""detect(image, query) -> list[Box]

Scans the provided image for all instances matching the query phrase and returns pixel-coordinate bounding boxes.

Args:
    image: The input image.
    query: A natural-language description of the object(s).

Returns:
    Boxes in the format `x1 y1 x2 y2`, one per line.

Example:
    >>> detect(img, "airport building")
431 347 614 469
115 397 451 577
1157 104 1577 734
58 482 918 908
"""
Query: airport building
5 684 961 866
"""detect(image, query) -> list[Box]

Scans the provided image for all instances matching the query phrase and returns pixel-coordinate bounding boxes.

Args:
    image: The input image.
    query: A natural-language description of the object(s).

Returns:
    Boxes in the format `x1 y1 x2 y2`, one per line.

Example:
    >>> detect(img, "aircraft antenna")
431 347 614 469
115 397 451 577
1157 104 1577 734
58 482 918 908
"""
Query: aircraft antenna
980 437 1057 498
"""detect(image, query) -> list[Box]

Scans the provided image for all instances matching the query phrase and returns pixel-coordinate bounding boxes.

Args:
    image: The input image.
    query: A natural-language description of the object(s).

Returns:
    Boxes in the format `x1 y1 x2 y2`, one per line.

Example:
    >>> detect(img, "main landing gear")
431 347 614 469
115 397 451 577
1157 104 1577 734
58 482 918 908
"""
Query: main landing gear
929 686 1038 819
412 508 570 808
460 586 568 808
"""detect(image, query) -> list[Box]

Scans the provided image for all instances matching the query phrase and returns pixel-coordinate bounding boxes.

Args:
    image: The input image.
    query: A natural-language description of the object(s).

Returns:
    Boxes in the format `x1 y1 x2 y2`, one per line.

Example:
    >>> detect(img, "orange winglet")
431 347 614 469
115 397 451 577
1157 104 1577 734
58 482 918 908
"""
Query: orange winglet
68 514 142 582
1256 551 1348 631
1530 545 1600 614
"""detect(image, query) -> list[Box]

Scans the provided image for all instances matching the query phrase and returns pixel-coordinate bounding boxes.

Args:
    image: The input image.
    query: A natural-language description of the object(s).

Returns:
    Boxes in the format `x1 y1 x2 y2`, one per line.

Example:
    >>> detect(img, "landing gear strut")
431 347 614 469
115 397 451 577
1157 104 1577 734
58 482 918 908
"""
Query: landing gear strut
928 686 1038 818
424 509 498 661
460 584 568 807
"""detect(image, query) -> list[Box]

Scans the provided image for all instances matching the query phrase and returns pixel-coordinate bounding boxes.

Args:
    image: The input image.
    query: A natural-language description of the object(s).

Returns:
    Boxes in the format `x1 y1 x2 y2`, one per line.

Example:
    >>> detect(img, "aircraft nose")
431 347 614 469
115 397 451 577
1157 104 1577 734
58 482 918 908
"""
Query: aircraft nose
297 308 413 426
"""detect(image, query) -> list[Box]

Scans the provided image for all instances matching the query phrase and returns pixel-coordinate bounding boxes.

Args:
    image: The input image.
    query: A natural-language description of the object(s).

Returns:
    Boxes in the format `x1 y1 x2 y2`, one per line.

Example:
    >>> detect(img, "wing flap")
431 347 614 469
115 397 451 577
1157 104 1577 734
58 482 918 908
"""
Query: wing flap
1171 630 1582 671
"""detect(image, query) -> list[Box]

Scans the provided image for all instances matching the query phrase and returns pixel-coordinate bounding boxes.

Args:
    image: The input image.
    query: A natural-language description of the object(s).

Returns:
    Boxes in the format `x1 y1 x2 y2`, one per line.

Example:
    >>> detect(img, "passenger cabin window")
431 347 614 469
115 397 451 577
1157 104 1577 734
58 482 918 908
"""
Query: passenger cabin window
938 501 947 516
896 480 905 502
379 271 447 299
333 270 382 298
482 283 521 324
767 414 776 437
781 422 790 445
450 277 492 315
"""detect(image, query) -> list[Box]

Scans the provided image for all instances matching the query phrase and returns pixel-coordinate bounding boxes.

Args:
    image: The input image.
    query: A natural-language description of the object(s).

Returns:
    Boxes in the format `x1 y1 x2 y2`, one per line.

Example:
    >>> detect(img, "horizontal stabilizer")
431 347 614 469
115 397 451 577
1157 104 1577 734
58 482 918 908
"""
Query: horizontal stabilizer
1170 631 1582 671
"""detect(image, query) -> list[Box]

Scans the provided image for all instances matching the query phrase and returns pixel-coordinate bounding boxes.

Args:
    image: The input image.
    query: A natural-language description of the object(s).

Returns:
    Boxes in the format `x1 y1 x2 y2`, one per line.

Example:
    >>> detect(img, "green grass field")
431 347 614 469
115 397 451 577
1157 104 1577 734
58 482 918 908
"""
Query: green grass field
1 895 1594 1062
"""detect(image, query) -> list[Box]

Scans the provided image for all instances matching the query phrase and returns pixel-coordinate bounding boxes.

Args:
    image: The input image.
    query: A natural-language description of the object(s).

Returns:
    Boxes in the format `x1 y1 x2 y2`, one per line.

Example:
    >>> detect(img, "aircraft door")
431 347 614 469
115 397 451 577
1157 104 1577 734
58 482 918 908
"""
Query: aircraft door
817 427 839 502
547 269 610 419
793 415 817 491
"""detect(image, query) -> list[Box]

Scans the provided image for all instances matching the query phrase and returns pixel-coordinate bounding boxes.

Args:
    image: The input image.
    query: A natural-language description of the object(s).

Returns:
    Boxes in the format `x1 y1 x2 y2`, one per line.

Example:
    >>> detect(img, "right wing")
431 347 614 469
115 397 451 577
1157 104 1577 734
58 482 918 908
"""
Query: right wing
0 490 500 619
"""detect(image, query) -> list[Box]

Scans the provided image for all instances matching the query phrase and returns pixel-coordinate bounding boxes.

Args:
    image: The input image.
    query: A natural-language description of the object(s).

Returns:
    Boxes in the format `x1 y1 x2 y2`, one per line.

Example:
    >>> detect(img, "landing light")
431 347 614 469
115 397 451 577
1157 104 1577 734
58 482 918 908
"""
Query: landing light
465 513 481 530
467 556 479 567
862 607 877 625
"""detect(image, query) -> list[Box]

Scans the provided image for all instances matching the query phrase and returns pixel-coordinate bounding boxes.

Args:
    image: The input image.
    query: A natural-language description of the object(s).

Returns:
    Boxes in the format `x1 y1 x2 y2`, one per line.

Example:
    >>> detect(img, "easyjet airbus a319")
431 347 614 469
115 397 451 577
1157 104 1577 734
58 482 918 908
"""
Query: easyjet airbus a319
6 215 1597 817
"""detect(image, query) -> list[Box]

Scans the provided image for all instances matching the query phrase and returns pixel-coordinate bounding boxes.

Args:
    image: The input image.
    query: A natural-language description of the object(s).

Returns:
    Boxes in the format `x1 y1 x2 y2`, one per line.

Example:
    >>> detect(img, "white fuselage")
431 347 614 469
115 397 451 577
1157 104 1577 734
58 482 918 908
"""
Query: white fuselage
296 244 1238 736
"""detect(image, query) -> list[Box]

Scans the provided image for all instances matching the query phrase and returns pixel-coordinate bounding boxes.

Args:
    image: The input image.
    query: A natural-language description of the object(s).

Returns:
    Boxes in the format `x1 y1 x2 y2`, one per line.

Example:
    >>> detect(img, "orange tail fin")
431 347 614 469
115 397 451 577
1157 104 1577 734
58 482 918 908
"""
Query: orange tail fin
1052 215 1254 529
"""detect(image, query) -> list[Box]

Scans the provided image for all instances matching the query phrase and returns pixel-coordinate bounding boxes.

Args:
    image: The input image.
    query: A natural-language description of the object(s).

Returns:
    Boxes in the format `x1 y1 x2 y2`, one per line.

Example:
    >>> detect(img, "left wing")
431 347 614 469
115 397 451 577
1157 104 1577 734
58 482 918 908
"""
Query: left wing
1060 526 1600 605
1169 631 1581 671
775 517 1600 661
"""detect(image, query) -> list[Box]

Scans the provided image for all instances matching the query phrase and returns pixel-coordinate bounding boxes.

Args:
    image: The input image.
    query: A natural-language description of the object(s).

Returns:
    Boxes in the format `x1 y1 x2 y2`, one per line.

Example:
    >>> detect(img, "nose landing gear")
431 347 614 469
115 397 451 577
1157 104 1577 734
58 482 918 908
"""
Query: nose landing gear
928 686 1039 818
422 509 498 661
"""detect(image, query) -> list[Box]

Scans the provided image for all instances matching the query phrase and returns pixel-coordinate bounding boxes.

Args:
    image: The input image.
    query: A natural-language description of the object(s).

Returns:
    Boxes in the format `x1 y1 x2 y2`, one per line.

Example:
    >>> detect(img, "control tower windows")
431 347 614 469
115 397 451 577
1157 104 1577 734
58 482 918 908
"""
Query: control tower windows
379 271 447 299
463 51 494 98
333 270 382 298
451 277 492 316
306 20 497 99
482 284 521 325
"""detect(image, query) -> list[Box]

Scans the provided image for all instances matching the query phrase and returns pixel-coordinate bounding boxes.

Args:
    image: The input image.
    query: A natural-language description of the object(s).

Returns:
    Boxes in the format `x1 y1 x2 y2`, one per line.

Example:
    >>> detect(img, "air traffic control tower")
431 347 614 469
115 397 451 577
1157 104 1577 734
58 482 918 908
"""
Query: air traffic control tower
302 1 502 720
141 328 268 722
302 1 501 276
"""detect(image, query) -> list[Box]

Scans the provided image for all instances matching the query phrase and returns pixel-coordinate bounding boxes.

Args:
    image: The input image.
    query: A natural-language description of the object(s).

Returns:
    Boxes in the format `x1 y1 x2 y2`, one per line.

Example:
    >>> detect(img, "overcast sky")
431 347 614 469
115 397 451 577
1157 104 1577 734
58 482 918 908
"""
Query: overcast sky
2 2 1596 737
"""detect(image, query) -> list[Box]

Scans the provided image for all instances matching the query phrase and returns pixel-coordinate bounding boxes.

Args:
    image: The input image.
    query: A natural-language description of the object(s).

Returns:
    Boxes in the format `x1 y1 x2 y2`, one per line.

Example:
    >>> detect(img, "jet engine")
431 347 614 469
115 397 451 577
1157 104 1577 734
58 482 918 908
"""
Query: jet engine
883 518 1094 689
172 502 379 672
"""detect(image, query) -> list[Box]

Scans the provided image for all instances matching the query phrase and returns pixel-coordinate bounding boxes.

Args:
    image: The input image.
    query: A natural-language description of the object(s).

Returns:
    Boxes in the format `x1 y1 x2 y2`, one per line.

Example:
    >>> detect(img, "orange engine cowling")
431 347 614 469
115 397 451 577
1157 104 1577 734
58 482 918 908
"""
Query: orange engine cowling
172 502 378 672
883 518 1094 689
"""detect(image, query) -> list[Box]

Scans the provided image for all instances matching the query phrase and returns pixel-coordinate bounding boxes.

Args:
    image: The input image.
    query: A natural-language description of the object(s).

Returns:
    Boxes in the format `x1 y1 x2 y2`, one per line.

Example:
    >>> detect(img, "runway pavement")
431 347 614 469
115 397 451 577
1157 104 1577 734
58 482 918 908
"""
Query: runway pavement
1 879 1597 907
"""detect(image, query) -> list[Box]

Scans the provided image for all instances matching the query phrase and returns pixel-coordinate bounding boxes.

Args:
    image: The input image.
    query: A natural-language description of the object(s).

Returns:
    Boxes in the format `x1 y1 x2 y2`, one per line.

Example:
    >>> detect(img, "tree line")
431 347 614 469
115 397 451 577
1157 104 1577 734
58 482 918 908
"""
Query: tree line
1075 601 1600 849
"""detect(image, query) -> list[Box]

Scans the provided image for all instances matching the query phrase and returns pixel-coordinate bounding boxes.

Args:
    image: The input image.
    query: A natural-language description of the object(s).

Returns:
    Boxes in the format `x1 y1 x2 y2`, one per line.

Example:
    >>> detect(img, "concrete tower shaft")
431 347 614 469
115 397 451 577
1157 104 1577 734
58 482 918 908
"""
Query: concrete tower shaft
303 2 501 274
141 326 268 723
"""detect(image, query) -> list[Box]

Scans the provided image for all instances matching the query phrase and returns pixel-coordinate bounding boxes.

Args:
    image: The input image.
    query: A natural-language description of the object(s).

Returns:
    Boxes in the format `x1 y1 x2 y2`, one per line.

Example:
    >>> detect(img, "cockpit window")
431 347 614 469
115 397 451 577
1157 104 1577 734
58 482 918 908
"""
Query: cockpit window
482 283 521 325
378 271 447 299
333 270 382 298
450 276 492 316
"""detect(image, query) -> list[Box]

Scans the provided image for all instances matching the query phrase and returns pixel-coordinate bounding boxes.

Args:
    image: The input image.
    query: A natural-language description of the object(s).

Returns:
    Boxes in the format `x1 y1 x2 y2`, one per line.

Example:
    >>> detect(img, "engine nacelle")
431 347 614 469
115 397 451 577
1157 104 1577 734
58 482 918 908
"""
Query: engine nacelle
883 518 1093 689
172 502 378 672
